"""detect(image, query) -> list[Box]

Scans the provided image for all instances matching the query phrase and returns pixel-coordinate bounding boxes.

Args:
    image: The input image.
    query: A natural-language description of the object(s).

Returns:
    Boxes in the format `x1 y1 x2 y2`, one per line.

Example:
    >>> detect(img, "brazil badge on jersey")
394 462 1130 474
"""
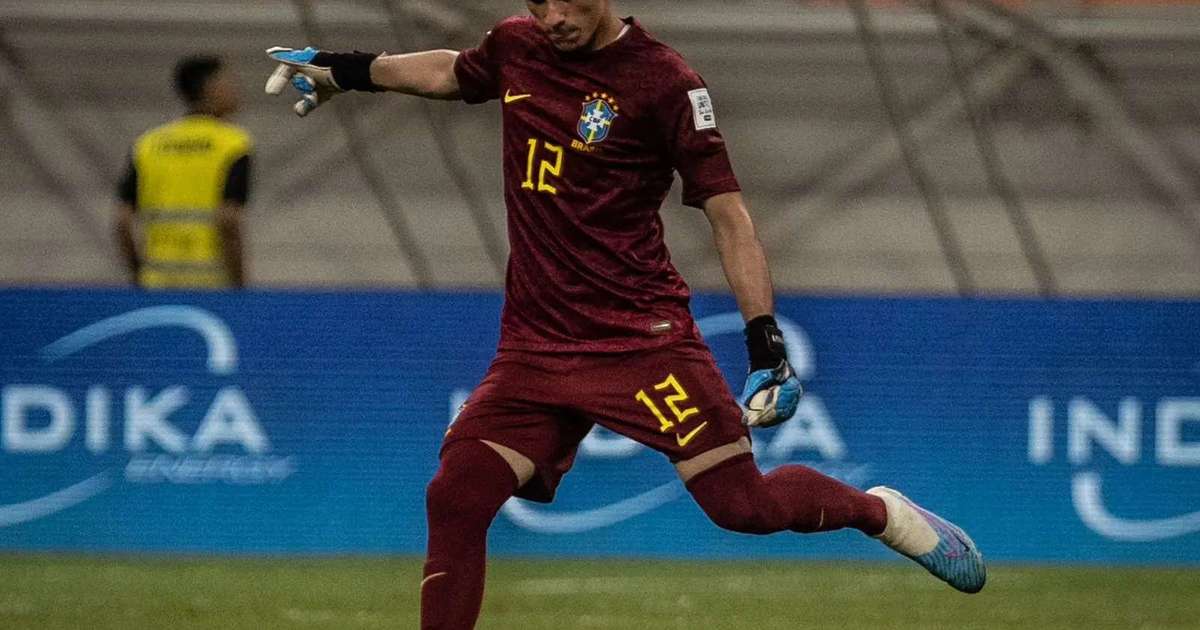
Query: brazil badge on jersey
578 93 619 145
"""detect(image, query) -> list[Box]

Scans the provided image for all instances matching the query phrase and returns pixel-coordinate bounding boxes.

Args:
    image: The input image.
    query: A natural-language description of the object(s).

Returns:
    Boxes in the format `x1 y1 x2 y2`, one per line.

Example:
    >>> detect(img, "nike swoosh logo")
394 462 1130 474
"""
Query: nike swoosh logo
420 572 448 590
675 421 709 447
942 532 967 559
504 89 532 104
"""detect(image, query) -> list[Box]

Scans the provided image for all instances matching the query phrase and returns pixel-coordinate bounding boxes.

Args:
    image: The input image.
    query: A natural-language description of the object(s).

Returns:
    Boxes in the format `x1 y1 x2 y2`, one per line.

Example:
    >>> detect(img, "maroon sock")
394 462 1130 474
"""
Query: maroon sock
421 440 519 630
685 454 887 536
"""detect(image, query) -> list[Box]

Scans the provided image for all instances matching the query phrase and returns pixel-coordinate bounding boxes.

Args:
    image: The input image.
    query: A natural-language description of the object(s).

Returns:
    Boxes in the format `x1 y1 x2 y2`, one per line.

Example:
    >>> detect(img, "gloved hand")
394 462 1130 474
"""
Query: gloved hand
264 46 380 117
739 315 803 428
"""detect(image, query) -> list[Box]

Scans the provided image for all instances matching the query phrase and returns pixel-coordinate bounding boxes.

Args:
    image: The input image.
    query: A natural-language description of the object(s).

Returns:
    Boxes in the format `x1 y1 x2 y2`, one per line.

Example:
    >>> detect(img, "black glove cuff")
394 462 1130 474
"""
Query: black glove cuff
318 51 382 92
745 314 787 372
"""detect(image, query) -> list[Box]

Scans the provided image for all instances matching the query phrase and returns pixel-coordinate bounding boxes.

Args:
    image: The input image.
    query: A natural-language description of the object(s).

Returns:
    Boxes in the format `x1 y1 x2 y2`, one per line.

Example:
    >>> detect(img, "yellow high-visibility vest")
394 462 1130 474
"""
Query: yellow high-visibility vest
132 115 251 288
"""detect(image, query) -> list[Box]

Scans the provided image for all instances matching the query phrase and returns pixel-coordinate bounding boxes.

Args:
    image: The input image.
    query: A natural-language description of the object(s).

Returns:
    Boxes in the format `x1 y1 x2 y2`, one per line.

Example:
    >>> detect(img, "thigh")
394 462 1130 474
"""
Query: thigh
581 340 749 463
443 352 593 503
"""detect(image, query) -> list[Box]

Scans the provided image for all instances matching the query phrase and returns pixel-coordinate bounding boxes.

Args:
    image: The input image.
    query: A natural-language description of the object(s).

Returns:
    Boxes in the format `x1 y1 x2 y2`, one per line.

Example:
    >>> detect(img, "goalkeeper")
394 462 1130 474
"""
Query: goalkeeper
266 1 986 627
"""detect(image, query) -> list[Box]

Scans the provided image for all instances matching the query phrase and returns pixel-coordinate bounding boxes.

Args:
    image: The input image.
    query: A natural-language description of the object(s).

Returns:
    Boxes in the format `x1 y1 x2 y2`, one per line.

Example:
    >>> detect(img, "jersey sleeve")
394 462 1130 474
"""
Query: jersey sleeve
658 73 741 209
117 155 138 207
223 154 251 205
454 27 503 104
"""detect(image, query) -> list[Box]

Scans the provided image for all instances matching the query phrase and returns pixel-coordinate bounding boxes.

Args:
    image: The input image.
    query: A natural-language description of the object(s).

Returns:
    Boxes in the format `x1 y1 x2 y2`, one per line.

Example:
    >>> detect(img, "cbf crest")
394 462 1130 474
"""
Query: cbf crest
578 92 619 145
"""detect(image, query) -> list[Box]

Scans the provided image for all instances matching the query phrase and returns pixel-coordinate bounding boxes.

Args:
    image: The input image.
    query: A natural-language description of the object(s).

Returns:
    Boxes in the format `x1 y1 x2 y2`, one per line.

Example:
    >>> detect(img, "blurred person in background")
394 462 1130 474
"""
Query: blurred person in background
114 54 251 289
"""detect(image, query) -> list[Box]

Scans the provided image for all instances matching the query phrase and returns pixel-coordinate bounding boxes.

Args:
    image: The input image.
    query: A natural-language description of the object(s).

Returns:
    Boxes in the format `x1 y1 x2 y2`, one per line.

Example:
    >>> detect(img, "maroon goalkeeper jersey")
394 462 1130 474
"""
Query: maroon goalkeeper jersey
454 16 741 352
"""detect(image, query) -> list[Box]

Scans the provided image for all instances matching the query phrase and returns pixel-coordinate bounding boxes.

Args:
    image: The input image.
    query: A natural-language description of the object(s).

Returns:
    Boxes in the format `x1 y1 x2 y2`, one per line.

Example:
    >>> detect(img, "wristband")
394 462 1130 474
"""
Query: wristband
744 314 787 371
318 50 382 92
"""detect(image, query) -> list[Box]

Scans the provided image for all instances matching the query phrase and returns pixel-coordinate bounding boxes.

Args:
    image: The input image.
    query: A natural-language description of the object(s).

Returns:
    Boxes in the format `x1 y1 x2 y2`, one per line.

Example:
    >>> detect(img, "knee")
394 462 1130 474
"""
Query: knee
689 480 779 535
425 464 497 527
701 499 775 535
686 457 786 535
426 441 517 527
425 468 464 522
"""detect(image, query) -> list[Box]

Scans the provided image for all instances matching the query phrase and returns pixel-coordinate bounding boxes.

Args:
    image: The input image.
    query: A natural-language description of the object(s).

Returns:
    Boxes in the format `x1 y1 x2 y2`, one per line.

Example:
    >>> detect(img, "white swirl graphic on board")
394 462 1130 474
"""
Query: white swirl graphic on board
0 473 112 527
39 306 237 374
1071 472 1200 542
1 305 292 528
1029 396 1200 542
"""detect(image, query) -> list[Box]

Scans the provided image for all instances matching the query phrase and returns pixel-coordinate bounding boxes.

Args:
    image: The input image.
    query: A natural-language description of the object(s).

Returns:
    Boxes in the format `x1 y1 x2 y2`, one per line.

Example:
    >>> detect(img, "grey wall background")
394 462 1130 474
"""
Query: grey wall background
1 0 1198 295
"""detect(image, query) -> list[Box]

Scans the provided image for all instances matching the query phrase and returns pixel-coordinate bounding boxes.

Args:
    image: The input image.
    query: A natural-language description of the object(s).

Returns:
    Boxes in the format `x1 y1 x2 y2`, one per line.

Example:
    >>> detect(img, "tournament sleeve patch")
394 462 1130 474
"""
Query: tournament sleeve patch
688 88 717 131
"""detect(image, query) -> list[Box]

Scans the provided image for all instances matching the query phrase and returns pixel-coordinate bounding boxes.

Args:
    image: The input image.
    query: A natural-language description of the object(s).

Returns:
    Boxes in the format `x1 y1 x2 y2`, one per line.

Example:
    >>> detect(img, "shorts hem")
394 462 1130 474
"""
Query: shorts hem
441 430 559 504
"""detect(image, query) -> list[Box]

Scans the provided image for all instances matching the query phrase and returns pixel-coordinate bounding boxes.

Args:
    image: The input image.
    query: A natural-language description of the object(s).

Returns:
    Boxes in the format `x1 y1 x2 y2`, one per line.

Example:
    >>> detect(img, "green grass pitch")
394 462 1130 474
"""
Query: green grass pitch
2 555 1197 629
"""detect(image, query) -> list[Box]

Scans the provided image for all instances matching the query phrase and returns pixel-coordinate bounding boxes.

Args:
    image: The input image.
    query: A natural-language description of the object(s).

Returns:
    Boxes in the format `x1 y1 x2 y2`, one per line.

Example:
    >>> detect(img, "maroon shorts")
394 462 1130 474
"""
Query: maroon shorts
442 339 749 502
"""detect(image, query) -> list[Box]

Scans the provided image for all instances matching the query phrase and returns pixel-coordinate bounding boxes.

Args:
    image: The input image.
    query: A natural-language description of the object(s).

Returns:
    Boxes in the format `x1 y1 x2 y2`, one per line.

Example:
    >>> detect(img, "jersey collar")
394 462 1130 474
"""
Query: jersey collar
555 16 641 61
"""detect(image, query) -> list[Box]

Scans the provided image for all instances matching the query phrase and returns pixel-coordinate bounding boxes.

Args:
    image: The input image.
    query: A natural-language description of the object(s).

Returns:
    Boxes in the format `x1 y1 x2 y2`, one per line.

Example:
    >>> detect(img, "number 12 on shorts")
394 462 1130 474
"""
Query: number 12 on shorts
635 373 709 447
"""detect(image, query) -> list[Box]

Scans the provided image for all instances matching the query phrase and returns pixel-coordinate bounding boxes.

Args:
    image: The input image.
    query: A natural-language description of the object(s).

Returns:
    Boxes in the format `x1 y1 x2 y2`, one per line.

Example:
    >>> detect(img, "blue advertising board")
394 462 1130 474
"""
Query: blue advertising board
0 289 1197 564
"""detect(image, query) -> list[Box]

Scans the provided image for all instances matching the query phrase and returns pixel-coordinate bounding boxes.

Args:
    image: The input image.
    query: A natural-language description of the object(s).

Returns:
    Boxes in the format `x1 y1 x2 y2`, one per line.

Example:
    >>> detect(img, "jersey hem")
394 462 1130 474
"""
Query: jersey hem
497 330 696 354
684 179 742 209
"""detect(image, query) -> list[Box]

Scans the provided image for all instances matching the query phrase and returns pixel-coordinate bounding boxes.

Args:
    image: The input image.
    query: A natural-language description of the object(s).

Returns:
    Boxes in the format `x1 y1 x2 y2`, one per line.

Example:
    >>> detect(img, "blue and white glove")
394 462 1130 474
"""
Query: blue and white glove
739 315 803 428
264 46 380 117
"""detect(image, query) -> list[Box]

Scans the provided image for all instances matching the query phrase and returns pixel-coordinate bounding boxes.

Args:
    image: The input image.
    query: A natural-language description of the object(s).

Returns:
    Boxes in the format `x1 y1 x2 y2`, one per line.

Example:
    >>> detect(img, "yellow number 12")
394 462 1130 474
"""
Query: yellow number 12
635 374 701 433
522 138 563 195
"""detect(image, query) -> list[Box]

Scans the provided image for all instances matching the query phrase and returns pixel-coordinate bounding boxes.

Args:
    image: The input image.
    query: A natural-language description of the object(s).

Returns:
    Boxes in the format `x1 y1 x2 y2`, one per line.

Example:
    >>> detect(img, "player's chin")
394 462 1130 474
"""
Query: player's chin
549 34 583 51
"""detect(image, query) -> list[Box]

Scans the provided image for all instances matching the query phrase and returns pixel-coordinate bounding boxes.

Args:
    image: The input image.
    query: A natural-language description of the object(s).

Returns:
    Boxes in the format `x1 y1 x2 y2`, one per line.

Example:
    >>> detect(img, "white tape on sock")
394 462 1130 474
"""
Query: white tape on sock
867 486 939 557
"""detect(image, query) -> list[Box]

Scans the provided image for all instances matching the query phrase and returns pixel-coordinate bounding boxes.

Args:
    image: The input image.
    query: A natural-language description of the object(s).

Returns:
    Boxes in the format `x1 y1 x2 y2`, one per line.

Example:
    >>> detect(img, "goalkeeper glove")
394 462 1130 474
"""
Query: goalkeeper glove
264 46 381 117
739 315 803 428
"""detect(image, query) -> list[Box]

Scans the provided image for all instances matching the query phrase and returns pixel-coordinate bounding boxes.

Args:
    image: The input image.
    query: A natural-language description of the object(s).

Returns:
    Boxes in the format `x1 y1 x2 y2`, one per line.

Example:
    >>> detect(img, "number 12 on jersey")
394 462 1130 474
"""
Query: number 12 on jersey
522 138 563 195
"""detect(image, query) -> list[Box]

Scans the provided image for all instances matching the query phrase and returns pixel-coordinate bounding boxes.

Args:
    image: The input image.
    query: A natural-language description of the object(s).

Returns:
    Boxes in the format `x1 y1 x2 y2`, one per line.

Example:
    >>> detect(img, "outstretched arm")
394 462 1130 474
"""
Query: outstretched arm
703 191 774 322
369 50 461 100
265 47 464 115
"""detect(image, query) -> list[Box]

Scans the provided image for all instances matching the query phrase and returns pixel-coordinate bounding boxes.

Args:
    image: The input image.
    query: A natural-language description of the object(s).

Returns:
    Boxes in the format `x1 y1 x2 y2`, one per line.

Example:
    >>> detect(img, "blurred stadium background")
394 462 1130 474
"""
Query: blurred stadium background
2 1 1200 628
5 0 1200 293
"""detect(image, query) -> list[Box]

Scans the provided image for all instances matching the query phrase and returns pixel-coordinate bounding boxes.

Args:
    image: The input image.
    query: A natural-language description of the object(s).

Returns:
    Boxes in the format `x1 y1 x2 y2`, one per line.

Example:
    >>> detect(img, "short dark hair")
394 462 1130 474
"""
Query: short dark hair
174 55 223 105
